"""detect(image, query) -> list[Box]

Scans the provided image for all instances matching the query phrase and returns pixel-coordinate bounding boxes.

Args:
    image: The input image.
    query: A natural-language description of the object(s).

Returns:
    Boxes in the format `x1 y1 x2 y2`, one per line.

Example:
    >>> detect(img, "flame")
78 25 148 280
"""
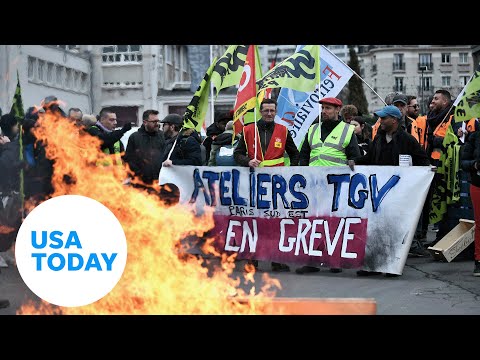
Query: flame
18 111 281 315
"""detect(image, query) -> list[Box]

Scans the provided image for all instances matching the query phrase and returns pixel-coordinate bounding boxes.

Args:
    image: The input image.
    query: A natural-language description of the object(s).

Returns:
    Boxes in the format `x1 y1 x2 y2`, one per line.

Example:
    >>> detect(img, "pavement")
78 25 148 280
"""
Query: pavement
1 228 479 315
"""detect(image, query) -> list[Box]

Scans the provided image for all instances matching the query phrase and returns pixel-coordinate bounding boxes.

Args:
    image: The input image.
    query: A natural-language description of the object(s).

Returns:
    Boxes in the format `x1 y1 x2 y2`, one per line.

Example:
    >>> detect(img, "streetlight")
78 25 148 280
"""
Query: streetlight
419 65 428 115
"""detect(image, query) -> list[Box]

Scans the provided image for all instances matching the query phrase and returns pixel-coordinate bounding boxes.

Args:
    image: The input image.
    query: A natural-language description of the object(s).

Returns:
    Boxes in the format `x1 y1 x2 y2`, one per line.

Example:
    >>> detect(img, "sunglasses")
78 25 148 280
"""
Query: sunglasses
408 105 420 108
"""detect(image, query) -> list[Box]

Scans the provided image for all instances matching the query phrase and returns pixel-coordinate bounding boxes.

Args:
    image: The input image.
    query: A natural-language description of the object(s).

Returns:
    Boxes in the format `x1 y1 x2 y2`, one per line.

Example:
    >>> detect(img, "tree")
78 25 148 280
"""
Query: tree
347 46 369 116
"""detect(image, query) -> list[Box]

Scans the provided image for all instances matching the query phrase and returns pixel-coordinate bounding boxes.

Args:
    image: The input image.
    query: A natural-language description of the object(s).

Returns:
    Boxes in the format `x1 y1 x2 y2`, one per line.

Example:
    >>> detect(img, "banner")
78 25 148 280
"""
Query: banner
159 165 434 275
275 45 354 147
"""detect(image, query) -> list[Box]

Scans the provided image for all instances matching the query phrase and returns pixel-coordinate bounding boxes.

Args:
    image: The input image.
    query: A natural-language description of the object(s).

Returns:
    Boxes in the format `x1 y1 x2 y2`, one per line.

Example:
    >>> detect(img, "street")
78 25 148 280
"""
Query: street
1 229 479 315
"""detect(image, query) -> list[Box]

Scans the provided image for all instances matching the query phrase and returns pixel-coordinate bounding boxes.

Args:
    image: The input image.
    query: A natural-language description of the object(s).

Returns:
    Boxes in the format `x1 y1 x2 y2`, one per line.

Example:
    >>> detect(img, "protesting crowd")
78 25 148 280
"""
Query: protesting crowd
1 47 480 310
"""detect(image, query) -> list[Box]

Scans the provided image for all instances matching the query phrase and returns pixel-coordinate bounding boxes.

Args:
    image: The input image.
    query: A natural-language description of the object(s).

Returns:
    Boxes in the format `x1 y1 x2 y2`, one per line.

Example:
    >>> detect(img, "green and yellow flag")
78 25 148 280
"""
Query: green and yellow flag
454 65 480 122
183 59 217 132
10 71 25 121
256 45 320 94
9 71 25 220
429 124 460 224
210 45 250 97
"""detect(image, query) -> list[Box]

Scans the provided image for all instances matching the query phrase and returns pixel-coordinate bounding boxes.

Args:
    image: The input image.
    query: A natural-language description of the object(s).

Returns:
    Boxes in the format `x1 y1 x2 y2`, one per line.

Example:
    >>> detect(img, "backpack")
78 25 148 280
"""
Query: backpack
215 139 238 166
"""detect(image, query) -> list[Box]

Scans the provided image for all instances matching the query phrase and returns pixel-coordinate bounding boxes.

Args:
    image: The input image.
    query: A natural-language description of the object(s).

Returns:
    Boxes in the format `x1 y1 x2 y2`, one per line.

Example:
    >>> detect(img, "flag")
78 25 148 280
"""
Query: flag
256 45 320 95
274 45 354 148
429 124 460 224
10 71 25 121
210 45 250 97
454 65 480 122
9 71 25 220
264 48 279 100
232 45 260 137
183 59 217 132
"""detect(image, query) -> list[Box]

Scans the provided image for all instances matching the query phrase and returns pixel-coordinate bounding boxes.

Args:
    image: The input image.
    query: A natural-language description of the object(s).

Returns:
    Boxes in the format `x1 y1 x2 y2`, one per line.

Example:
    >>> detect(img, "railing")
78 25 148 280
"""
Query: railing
418 63 433 71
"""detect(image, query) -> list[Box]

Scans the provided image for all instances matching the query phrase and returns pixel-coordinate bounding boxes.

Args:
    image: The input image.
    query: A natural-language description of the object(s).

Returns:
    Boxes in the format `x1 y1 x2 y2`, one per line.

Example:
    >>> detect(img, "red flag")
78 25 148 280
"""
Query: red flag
233 45 258 137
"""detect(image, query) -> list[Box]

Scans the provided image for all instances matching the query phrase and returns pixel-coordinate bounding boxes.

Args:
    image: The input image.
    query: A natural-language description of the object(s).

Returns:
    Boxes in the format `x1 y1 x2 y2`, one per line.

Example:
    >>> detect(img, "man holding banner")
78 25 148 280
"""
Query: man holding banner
233 98 299 272
295 97 360 275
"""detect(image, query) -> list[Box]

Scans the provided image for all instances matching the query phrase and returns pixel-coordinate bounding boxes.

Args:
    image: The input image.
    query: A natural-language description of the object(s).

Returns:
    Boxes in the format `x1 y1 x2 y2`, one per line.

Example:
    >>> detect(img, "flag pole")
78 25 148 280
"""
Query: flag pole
322 46 386 105
318 45 322 140
209 45 215 129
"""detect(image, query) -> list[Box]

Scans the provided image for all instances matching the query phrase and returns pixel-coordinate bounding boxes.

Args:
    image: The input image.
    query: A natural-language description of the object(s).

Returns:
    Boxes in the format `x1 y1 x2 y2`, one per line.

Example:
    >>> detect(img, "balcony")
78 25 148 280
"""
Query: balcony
393 62 405 72
418 63 433 72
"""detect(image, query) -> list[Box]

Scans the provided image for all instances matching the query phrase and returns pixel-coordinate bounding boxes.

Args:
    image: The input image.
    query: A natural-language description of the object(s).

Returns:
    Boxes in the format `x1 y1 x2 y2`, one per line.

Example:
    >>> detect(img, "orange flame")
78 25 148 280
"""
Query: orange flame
18 111 280 315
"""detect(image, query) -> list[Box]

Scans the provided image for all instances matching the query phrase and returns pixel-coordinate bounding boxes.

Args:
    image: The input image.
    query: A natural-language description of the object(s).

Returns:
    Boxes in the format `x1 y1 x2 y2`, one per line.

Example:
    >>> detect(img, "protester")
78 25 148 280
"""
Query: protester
161 113 203 167
295 97 360 275
208 120 239 166
460 128 480 276
234 98 299 272
351 105 432 275
87 109 131 167
124 109 165 186
68 107 83 127
340 104 358 123
350 116 371 155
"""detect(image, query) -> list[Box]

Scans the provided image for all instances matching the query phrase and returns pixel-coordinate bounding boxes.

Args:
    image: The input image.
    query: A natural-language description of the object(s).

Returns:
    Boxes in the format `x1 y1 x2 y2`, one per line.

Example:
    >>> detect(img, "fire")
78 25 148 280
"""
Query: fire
18 111 281 315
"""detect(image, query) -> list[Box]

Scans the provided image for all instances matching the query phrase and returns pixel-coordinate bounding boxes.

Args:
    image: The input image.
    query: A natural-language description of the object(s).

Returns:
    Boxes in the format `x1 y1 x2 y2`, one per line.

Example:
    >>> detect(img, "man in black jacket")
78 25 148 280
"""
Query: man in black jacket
124 109 165 185
351 105 432 276
161 114 203 167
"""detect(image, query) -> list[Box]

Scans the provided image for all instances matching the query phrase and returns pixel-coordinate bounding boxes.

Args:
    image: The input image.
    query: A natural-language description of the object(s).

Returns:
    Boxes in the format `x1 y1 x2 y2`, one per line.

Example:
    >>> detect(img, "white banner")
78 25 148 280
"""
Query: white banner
159 165 434 275
275 45 354 147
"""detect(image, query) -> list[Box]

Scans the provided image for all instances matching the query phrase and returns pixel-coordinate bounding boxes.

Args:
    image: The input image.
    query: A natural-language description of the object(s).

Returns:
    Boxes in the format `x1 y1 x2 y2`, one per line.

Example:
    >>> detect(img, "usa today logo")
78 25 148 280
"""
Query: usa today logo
16 195 127 307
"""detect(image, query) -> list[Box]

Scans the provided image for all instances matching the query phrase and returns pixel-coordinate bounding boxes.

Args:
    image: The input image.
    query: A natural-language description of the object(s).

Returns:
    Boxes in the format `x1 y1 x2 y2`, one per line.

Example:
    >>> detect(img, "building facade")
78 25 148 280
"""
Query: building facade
358 45 474 114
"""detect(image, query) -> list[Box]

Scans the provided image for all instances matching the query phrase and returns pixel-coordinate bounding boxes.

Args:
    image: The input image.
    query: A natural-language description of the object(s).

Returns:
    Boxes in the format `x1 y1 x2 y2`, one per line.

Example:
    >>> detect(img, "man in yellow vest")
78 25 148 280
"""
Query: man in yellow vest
234 98 299 272
295 97 361 275
87 109 132 167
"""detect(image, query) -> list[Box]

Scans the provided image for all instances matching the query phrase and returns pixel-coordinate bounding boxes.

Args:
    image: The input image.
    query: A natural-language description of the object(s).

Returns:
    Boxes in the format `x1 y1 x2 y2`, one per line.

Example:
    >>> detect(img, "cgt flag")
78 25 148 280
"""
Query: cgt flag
454 65 480 122
256 44 320 94
183 59 217 132
232 45 261 137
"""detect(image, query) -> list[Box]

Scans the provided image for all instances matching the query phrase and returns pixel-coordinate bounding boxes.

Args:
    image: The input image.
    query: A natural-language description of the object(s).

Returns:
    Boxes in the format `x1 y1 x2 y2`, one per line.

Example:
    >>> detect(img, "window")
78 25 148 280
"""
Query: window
441 53 451 63
394 77 404 92
459 52 468 64
65 68 72 89
419 53 432 70
28 57 35 79
56 66 63 87
38 60 45 82
461 76 470 86
422 76 432 91
102 45 143 63
47 63 54 84
393 54 404 70
442 76 451 87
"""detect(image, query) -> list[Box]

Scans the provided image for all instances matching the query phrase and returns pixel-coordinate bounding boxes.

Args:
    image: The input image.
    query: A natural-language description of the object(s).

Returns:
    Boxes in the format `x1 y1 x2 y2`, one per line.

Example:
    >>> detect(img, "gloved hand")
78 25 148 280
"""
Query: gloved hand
121 122 132 133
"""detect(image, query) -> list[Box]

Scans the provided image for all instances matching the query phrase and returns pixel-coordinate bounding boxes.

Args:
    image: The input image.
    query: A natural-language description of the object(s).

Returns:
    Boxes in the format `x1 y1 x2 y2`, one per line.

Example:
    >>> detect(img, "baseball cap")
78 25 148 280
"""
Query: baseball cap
392 94 408 105
319 97 342 107
374 105 402 120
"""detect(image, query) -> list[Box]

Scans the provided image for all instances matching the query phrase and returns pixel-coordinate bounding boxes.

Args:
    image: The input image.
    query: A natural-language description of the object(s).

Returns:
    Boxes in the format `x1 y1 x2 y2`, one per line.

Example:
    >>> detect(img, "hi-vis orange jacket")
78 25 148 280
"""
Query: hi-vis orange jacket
243 123 287 167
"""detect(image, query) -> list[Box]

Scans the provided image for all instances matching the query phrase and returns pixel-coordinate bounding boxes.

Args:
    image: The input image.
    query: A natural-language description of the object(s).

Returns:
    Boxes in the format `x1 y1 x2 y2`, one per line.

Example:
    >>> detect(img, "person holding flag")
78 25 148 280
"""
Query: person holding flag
233 98 299 272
